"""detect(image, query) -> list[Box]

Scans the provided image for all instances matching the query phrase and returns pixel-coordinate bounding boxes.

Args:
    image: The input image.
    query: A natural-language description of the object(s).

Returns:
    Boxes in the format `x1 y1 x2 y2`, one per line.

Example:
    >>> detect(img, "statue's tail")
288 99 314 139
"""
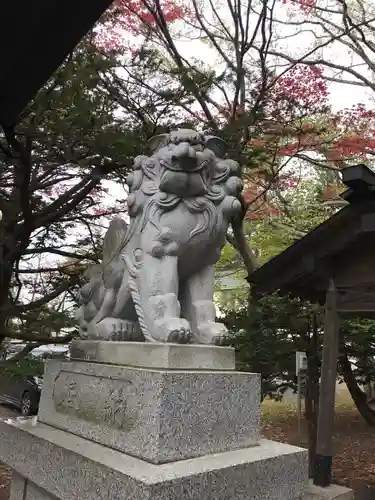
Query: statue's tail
102 218 128 267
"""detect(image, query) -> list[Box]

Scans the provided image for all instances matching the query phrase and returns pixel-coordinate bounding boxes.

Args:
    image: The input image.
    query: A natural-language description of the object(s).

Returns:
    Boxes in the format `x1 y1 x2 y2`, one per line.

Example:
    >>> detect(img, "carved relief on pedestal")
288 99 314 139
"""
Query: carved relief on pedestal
53 371 138 431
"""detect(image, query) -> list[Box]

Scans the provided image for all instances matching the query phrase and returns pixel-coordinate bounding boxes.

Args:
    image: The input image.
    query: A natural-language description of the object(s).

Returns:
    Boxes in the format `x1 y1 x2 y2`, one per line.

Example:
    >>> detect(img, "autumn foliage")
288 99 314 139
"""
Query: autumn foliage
241 63 375 219
281 0 317 12
95 0 190 50
93 0 375 223
95 0 317 51
274 101 375 166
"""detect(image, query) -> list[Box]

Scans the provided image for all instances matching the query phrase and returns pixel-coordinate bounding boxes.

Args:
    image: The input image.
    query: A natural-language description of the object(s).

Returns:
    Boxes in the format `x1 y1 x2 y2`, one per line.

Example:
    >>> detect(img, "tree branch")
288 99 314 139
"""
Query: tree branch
227 217 258 276
23 247 98 261
11 277 79 315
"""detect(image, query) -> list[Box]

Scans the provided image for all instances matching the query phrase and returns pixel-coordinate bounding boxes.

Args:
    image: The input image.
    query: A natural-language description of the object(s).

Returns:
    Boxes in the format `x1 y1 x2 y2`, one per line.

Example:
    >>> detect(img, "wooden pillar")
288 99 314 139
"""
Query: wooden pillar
313 278 340 487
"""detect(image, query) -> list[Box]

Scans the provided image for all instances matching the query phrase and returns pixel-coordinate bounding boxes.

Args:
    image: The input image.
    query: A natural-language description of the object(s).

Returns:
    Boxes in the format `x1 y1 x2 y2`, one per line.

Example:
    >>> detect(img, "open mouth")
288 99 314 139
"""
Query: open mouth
160 157 207 172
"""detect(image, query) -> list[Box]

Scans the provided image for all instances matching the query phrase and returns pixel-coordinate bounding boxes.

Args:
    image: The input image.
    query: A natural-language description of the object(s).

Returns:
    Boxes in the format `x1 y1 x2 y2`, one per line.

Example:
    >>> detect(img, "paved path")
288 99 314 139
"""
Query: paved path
0 404 17 418
0 407 12 500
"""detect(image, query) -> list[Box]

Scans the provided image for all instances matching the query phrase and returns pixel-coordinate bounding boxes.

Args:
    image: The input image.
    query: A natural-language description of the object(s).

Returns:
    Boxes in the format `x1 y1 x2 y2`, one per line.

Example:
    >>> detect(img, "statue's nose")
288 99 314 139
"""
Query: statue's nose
171 142 196 162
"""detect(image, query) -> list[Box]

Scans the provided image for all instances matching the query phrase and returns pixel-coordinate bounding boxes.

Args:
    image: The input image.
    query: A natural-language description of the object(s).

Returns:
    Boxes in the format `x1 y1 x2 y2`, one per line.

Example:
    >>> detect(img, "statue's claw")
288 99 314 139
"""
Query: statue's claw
212 334 228 346
194 322 228 346
155 318 192 344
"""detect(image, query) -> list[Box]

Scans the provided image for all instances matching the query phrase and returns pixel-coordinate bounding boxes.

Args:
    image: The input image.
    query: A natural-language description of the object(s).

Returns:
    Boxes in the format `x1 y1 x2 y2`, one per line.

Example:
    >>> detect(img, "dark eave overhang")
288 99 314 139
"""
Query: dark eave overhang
0 0 113 127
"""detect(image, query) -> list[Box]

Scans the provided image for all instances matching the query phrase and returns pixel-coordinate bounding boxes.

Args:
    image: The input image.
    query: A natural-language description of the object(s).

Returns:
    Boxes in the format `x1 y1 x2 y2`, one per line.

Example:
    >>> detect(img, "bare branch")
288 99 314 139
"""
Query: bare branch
11 277 79 315
23 247 97 261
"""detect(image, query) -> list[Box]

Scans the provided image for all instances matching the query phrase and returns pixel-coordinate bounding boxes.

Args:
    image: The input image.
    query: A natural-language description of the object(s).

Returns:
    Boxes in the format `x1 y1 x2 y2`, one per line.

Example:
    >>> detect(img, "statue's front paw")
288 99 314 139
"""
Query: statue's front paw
195 322 228 345
109 320 143 342
78 326 89 339
155 318 192 344
86 318 123 341
86 322 101 340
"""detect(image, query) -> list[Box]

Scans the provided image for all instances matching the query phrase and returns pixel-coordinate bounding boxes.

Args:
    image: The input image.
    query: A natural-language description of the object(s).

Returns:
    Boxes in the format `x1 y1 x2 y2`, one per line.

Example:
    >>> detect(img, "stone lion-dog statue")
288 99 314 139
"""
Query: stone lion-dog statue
76 128 243 345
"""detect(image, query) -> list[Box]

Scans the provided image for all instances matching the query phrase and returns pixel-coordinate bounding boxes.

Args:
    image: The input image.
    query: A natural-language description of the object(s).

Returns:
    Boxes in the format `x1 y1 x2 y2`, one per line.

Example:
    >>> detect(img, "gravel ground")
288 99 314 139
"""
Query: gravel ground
0 404 18 500
0 466 10 500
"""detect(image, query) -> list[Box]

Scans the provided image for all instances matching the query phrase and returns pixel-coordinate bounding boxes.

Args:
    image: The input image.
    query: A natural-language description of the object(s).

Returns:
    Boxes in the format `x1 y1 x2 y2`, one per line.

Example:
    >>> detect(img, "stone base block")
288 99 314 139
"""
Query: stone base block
0 418 308 500
38 359 260 463
303 481 354 500
70 340 236 370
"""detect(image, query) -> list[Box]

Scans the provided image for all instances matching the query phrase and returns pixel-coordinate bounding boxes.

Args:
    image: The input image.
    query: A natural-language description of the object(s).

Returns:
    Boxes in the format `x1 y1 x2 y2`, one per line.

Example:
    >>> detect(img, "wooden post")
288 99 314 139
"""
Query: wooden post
313 278 340 487
297 369 302 443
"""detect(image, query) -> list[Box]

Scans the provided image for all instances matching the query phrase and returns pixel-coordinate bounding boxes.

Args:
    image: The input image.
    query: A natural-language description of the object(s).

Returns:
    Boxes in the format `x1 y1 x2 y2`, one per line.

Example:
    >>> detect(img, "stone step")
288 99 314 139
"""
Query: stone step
1 418 308 500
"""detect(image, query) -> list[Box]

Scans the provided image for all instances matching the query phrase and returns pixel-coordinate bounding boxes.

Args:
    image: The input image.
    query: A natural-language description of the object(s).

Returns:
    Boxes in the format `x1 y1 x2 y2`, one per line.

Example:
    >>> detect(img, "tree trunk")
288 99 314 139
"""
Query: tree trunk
305 315 320 477
339 349 375 426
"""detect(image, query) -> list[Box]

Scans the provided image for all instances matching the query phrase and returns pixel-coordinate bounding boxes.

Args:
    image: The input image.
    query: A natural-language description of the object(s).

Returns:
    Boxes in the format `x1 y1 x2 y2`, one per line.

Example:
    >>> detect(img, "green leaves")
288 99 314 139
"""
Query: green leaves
340 319 375 385
222 293 322 400
0 358 44 380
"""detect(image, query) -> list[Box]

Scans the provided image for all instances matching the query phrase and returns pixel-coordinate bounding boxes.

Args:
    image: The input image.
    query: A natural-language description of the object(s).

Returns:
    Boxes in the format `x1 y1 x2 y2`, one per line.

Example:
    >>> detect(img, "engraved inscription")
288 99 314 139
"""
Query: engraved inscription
53 371 138 430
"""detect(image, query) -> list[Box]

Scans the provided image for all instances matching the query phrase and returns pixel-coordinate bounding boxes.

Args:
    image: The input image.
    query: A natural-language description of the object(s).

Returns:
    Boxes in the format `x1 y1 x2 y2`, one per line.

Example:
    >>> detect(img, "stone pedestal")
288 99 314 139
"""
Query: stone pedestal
0 341 310 500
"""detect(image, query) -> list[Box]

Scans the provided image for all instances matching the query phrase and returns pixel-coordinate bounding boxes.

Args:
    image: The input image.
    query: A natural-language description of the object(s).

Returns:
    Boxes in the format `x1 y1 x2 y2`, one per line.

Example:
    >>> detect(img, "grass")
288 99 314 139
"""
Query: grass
261 383 354 424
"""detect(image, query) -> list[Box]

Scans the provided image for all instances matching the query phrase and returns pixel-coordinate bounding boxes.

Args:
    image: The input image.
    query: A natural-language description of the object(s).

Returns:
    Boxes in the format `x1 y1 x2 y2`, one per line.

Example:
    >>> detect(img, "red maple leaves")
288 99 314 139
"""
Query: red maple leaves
95 0 317 52
281 0 317 12
276 102 375 165
327 104 375 162
95 0 190 51
268 66 328 118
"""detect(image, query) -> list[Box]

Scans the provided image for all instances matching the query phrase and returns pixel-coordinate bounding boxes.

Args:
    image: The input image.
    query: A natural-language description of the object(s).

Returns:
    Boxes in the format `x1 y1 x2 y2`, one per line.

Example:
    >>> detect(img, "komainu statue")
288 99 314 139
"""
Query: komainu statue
76 129 243 345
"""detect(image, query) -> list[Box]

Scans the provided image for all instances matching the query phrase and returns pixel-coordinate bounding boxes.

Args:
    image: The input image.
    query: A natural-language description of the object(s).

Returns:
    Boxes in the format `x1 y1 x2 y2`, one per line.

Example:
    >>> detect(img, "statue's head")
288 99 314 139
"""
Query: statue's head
149 129 226 169
126 128 242 219
146 129 228 198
